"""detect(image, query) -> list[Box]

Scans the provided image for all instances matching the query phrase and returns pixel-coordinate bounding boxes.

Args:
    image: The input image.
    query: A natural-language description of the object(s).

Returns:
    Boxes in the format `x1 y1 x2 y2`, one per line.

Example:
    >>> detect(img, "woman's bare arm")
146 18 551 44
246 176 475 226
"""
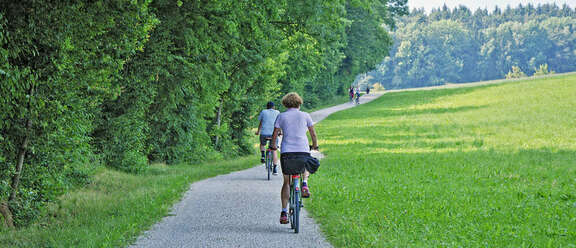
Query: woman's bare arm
308 125 318 150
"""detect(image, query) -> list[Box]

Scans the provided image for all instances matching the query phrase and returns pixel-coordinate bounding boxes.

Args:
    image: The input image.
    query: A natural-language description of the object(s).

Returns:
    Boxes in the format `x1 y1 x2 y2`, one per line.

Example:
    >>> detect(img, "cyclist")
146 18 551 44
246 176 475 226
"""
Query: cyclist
349 86 354 103
255 101 280 175
355 88 361 104
270 92 318 224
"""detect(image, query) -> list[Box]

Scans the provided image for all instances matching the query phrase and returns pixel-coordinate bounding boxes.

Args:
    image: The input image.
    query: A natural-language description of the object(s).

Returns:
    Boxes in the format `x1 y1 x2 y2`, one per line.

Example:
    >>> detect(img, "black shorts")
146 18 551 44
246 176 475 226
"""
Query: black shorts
281 152 310 175
259 135 278 146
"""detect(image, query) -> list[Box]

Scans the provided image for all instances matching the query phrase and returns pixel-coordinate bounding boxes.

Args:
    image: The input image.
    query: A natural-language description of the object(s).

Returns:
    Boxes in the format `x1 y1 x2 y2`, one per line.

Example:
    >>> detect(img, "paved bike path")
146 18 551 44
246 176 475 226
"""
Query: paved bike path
130 93 383 248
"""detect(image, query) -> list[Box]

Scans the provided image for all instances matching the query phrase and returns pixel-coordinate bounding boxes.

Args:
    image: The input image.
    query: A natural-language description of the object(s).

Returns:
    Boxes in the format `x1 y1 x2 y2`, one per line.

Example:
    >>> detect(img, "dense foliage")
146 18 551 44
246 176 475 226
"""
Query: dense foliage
367 3 576 89
0 0 405 227
0 0 157 227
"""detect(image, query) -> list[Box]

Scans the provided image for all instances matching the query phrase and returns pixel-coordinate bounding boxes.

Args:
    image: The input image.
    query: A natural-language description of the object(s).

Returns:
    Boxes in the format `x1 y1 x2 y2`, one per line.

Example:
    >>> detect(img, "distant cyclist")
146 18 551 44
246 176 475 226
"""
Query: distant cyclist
270 92 318 224
349 86 354 103
355 88 361 104
255 101 280 175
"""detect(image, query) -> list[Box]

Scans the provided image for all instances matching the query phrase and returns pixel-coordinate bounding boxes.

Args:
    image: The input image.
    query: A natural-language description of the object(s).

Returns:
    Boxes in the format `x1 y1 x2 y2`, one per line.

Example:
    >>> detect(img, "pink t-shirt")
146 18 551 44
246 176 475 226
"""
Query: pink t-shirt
274 108 313 153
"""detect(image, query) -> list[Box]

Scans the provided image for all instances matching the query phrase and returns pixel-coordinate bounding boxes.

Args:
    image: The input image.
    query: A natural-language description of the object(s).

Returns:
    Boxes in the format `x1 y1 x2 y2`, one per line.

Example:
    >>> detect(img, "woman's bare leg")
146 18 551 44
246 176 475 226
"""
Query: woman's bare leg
281 175 290 209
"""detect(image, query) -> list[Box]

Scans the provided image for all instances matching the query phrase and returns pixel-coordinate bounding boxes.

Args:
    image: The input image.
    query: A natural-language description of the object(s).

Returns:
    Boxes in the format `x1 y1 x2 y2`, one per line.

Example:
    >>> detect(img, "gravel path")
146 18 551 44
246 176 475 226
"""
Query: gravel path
310 93 384 124
130 93 384 248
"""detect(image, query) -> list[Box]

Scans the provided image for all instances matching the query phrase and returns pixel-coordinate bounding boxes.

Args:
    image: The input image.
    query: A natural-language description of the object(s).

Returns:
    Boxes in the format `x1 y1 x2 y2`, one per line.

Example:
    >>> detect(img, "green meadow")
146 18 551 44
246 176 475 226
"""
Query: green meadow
309 74 576 247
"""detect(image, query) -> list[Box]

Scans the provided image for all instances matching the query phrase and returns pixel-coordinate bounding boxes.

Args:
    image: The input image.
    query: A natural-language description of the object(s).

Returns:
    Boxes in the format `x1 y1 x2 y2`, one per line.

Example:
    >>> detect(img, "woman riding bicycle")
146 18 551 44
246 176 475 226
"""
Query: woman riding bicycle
270 92 318 224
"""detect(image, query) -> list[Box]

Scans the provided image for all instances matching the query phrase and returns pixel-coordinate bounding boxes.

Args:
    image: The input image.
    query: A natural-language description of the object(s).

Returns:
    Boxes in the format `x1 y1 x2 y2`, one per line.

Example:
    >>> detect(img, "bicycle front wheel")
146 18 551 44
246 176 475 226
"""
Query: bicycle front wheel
266 151 272 180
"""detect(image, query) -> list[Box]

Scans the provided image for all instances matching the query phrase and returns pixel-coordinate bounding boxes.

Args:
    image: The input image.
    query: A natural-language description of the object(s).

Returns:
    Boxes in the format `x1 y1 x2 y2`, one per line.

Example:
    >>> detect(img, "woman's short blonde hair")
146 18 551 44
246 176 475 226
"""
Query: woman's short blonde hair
282 92 303 108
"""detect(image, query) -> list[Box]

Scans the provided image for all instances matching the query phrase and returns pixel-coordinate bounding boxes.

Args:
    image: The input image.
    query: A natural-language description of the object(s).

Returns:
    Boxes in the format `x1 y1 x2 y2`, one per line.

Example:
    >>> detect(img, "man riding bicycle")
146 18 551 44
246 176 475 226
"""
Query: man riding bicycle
270 92 318 224
256 101 280 175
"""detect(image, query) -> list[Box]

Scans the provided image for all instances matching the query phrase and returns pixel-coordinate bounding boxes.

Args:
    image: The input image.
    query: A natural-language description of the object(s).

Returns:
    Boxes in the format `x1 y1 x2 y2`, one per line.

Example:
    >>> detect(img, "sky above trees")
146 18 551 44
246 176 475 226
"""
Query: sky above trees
409 0 576 12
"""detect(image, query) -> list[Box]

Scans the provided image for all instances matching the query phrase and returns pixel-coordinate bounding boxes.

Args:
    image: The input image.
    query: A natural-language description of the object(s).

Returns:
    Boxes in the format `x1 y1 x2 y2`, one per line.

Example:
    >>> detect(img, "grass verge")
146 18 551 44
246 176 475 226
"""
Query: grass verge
308 74 576 247
305 94 350 112
0 156 257 247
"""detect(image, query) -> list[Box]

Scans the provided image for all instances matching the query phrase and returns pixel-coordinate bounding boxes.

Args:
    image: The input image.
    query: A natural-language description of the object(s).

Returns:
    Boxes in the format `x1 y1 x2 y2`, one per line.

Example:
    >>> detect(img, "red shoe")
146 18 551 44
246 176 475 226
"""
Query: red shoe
302 185 311 198
280 211 289 224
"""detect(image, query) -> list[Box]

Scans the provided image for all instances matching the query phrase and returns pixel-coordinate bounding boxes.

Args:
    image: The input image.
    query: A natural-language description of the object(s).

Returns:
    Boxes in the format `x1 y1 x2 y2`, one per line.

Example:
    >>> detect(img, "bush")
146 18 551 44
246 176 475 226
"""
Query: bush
506 66 527 79
372 83 386 91
533 64 555 76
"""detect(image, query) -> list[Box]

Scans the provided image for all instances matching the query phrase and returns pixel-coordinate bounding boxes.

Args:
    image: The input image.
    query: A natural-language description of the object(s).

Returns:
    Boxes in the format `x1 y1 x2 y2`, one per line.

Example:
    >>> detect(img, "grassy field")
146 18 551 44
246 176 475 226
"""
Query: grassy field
309 74 576 247
0 157 257 247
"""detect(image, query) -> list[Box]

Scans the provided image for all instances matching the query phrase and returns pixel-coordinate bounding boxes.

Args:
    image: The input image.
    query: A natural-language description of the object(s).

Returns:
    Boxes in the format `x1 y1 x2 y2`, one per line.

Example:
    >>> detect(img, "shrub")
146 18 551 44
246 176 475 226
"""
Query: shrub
372 83 386 91
533 64 555 76
506 66 527 79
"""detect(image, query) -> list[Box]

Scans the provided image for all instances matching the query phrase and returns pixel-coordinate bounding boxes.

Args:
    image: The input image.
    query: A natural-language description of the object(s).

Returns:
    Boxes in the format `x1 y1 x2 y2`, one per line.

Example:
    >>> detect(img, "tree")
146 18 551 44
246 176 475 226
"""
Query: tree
0 0 406 227
371 3 576 89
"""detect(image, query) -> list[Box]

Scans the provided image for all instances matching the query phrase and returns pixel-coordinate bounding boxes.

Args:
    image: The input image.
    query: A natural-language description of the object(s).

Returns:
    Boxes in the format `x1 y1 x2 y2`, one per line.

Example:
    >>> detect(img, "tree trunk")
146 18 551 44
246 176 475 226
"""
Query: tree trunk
9 86 34 202
0 201 14 228
9 121 30 202
214 98 223 147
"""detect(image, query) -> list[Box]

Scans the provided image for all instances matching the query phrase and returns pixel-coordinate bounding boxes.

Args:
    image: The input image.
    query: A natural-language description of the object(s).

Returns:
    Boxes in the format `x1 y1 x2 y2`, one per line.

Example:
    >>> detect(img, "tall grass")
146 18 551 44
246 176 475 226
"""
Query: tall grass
309 74 576 247
0 157 256 247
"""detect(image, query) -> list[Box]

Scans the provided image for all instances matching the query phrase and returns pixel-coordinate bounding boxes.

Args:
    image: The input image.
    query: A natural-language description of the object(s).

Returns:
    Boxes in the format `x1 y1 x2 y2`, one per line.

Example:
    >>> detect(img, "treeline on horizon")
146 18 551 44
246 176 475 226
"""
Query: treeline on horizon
0 0 407 227
367 3 576 89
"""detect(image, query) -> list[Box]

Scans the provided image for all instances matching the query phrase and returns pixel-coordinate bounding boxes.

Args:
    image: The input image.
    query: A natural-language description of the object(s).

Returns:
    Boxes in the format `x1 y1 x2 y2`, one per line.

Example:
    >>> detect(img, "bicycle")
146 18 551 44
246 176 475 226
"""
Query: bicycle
288 146 318 233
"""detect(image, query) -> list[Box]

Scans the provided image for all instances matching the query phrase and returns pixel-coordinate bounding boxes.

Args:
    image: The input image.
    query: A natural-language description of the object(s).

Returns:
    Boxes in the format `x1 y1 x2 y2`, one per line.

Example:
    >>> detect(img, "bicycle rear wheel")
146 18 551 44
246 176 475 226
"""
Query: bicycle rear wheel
292 178 301 233
294 193 300 233
289 184 295 230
